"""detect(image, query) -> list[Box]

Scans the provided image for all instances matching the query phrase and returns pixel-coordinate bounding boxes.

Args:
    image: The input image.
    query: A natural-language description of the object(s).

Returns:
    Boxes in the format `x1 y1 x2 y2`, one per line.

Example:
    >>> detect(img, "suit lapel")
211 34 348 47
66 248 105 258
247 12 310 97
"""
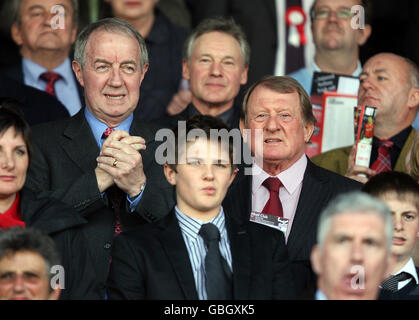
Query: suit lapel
61 110 100 173
226 212 251 299
286 160 330 259
158 212 199 300
224 164 252 222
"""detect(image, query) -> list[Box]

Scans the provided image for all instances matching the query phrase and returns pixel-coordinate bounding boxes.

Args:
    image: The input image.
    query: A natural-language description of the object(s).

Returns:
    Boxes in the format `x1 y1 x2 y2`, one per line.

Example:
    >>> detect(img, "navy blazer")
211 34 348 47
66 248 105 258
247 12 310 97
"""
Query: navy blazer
222 157 362 296
25 109 175 296
0 74 69 126
107 208 297 300
1 57 84 110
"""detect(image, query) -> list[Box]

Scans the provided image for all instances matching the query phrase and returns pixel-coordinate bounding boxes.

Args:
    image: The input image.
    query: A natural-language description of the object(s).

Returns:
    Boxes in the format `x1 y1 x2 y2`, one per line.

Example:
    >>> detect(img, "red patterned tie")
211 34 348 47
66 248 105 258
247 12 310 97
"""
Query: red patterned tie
370 140 394 173
102 128 121 235
40 71 61 97
261 177 284 217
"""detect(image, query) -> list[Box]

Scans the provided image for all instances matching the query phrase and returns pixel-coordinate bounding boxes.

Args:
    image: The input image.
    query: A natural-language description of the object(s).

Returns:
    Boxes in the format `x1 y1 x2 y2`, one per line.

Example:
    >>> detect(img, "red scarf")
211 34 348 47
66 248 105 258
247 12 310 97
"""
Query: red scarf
0 193 25 229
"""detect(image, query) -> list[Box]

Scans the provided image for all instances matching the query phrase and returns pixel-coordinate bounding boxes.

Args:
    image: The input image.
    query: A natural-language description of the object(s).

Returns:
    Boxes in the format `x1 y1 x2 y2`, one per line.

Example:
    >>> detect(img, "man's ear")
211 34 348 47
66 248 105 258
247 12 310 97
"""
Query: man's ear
310 245 322 276
182 59 190 81
228 167 239 186
303 121 315 143
11 23 23 46
164 163 177 186
72 60 84 87
357 24 372 46
240 65 248 85
407 87 419 110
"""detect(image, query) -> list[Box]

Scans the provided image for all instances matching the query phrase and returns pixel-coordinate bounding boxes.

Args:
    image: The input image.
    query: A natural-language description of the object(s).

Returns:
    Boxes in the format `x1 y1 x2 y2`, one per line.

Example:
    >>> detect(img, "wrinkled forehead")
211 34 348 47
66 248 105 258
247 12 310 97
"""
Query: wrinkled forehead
363 54 410 79
329 211 386 239
85 29 140 59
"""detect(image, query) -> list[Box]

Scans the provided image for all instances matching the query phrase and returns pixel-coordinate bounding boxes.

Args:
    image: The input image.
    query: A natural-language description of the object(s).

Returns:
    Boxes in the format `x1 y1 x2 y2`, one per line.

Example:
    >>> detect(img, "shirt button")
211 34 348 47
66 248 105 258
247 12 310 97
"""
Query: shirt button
104 243 111 250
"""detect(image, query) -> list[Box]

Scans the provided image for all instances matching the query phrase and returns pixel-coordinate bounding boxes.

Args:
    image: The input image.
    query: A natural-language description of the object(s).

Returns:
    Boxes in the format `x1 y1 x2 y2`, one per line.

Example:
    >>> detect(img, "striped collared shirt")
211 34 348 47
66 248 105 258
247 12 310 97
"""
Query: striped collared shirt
175 206 233 300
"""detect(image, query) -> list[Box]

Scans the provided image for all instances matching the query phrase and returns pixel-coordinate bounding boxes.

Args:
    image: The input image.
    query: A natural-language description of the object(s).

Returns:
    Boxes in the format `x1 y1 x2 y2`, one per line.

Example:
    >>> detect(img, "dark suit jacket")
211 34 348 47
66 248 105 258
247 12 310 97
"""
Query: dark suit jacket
107 208 296 300
1 58 84 108
20 188 101 300
25 109 175 295
0 74 69 126
134 10 190 121
222 158 362 296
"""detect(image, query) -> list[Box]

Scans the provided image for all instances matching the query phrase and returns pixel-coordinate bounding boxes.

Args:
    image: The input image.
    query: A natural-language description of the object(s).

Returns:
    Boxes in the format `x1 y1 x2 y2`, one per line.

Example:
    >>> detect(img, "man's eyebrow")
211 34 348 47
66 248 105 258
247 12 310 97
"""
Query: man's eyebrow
360 69 390 76
372 69 390 74
27 5 45 11
93 59 137 65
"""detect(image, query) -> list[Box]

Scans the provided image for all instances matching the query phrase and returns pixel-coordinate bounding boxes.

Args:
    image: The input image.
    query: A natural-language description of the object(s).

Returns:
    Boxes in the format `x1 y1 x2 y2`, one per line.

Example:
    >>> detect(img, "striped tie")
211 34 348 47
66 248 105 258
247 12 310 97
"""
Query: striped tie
381 272 411 292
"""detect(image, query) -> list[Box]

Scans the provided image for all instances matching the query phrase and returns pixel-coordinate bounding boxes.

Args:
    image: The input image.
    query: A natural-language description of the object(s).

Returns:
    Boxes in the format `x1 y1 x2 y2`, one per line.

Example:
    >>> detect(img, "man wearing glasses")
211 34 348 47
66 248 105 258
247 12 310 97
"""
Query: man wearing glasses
289 0 372 94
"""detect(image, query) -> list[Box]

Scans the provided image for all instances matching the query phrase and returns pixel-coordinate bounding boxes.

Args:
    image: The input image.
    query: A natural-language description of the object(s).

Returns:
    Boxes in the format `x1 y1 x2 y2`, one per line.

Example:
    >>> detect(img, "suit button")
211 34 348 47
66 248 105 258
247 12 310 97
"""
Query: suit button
104 243 111 250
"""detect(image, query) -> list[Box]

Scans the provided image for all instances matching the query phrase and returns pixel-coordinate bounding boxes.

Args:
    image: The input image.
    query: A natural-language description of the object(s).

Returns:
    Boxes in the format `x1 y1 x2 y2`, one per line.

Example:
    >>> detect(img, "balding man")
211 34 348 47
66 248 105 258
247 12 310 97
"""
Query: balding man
312 53 419 183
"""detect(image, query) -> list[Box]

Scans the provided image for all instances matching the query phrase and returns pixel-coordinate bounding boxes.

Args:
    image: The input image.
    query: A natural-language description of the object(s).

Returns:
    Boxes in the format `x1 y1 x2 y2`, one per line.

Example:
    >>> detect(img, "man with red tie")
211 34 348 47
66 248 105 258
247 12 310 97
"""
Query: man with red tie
24 18 175 297
223 75 361 297
2 0 82 116
312 53 419 183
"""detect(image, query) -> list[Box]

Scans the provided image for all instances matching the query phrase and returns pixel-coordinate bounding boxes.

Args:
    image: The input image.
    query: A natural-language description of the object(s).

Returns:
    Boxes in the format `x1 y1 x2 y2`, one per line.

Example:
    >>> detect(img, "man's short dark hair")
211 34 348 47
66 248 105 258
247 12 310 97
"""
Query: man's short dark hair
362 171 419 211
167 115 238 173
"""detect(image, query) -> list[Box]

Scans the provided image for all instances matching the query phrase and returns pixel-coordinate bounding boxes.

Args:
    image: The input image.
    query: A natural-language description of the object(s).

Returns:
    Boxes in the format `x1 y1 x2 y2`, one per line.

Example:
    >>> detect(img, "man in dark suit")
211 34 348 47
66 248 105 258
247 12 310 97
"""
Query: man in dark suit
2 0 83 116
222 76 361 296
0 75 69 126
107 115 296 300
25 18 175 297
363 172 419 300
164 17 248 130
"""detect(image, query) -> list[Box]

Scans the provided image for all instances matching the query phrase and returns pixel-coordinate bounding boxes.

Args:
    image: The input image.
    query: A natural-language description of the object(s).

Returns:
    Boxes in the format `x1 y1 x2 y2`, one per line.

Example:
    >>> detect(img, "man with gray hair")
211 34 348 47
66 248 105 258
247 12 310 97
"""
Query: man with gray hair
25 18 175 296
0 227 61 300
2 0 82 116
310 191 394 300
164 17 249 129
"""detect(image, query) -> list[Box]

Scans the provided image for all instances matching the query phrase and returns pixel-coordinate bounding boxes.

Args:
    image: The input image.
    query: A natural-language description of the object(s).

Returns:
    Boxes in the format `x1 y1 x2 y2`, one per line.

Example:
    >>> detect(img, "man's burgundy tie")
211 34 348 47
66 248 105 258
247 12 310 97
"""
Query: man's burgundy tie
261 177 284 217
370 140 394 173
102 127 121 235
40 71 61 97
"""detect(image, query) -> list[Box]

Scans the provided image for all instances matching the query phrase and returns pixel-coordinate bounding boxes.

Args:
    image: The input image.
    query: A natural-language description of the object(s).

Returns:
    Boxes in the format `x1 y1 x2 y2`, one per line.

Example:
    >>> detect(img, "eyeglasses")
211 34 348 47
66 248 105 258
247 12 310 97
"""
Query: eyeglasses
311 8 354 20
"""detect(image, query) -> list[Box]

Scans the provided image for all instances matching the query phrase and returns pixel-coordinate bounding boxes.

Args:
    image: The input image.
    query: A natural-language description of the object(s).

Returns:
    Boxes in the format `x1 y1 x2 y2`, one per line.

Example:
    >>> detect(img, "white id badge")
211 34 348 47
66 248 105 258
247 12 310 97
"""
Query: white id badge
250 211 289 236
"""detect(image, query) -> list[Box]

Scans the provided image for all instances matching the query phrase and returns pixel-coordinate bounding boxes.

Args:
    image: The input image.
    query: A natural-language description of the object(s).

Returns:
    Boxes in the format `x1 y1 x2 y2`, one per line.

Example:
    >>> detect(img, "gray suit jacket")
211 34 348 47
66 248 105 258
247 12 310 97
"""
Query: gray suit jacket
25 109 175 295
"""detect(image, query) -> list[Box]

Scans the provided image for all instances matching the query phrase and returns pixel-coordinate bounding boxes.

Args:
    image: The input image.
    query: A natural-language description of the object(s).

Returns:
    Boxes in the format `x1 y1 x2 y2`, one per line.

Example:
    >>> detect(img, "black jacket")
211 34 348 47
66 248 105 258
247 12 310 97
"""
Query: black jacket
20 188 101 300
